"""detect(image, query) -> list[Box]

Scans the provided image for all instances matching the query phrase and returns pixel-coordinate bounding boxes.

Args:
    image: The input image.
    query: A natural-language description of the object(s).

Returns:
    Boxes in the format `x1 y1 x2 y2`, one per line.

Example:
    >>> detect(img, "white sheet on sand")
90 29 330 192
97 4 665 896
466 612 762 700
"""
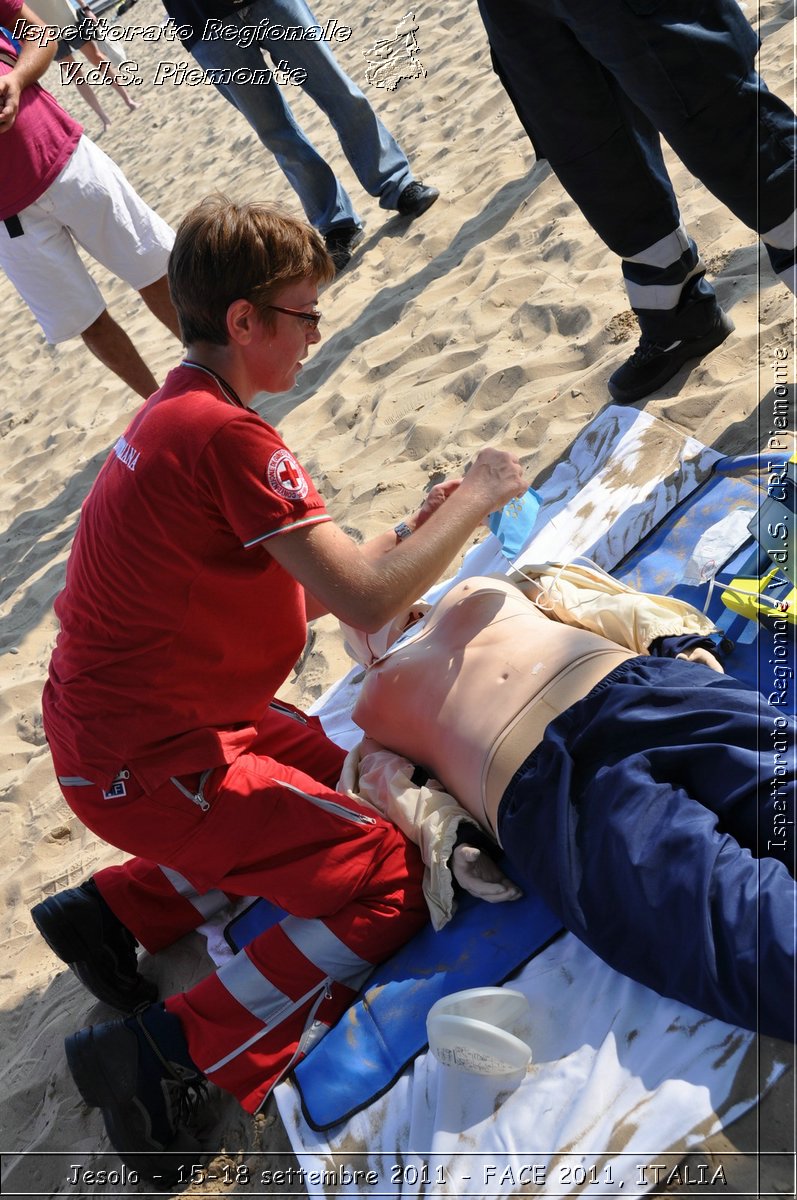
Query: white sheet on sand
275 936 781 1198
203 406 786 1197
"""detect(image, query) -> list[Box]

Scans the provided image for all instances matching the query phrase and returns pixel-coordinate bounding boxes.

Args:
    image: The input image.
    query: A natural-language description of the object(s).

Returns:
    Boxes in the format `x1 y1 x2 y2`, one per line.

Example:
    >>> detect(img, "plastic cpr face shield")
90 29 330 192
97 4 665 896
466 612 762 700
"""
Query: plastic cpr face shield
426 988 532 1075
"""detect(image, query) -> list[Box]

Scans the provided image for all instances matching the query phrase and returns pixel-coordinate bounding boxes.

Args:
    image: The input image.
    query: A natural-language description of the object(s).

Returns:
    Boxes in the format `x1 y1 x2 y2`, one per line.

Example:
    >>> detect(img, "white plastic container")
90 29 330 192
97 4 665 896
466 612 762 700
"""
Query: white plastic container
426 987 532 1075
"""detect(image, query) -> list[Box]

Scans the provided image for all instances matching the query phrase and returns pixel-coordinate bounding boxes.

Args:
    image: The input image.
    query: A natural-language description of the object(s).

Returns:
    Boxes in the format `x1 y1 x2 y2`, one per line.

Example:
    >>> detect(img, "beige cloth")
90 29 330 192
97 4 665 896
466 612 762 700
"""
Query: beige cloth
339 744 476 930
515 559 718 650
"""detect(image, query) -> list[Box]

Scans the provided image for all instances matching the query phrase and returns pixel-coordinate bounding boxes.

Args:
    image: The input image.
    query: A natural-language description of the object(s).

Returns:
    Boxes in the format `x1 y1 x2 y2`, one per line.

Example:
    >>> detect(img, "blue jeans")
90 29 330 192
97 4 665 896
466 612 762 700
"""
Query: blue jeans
189 0 414 232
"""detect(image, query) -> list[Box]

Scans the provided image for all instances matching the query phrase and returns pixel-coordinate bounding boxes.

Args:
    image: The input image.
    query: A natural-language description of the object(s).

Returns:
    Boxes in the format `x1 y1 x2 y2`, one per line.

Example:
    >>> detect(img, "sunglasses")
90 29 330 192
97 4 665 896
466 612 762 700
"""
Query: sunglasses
265 305 322 329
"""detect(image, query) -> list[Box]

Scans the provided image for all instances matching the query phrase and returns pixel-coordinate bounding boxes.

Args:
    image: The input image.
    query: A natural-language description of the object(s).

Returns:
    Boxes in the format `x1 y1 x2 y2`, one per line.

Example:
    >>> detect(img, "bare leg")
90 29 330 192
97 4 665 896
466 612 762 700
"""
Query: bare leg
110 75 140 111
80 309 159 399
63 55 112 128
80 43 140 111
138 276 182 343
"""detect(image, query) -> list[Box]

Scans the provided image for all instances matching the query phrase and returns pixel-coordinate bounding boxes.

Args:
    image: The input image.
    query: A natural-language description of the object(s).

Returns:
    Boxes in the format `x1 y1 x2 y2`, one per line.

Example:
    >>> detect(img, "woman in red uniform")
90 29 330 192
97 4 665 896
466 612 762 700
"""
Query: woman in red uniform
33 195 528 1181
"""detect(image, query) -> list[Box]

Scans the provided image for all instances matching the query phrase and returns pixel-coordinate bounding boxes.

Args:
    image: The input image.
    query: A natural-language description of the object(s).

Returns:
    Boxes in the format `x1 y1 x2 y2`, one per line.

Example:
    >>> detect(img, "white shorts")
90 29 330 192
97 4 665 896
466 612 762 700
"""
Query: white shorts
0 135 175 343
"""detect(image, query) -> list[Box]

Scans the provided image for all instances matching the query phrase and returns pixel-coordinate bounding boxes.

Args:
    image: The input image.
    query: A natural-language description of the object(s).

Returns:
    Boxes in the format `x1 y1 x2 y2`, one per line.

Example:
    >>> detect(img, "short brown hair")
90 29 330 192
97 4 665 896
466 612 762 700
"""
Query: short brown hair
168 195 334 346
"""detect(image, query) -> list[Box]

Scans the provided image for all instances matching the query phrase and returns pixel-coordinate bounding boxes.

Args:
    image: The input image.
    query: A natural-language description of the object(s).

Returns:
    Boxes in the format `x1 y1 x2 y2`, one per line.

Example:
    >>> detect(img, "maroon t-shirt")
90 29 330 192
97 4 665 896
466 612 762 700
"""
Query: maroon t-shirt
0 0 82 219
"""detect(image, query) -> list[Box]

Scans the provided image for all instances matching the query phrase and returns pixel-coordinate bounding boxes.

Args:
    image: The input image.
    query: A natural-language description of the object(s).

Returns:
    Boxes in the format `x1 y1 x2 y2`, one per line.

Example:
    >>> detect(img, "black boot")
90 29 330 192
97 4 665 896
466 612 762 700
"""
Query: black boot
609 275 734 403
66 1003 209 1186
31 879 157 1011
608 309 734 403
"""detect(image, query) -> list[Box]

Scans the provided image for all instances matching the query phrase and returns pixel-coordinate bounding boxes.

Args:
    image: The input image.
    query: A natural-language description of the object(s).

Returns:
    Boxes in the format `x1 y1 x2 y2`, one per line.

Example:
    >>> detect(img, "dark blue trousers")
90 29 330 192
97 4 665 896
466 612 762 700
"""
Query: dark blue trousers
476 0 797 337
498 657 796 1041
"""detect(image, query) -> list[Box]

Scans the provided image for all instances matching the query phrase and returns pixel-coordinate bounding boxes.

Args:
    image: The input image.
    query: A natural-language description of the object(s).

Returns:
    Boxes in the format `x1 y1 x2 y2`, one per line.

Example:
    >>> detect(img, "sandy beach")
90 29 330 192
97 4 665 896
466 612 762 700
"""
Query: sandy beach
1 0 795 1194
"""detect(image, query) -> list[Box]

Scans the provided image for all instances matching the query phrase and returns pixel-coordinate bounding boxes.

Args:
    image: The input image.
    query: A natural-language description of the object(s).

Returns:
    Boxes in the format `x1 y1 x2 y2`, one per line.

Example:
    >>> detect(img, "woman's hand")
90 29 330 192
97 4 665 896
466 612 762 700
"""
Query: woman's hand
460 447 527 516
413 448 525 531
413 479 461 529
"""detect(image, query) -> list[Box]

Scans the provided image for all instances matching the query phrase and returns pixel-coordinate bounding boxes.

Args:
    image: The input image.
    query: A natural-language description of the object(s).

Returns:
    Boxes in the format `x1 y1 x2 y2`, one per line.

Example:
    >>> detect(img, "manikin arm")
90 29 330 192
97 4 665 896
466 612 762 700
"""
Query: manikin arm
451 843 523 904
676 645 723 671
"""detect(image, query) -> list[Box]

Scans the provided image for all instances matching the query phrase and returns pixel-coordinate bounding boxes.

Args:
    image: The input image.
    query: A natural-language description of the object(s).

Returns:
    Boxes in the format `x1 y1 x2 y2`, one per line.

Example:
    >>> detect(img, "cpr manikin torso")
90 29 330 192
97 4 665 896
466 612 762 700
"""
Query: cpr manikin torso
352 576 634 839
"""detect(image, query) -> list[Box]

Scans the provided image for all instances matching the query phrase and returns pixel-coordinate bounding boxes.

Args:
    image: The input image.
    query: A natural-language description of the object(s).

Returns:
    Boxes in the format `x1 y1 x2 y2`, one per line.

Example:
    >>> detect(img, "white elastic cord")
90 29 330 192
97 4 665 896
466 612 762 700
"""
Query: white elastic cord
515 554 626 617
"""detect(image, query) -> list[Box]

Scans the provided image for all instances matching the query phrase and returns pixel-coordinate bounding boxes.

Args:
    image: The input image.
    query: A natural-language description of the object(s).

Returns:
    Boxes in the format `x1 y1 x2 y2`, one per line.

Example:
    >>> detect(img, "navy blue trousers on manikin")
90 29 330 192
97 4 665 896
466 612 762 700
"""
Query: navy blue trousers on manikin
498 657 796 1041
476 0 797 338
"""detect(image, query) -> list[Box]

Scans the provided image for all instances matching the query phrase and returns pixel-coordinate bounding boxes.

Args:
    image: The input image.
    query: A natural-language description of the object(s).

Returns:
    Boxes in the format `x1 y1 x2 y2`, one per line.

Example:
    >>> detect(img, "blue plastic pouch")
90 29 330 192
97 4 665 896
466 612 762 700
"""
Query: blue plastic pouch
488 487 542 561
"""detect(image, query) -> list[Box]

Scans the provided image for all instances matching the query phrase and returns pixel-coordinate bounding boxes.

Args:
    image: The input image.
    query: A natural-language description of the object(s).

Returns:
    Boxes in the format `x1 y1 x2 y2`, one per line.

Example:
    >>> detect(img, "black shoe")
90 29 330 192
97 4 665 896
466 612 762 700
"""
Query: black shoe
65 1004 208 1186
323 223 364 272
396 181 440 219
607 310 734 404
31 879 157 1012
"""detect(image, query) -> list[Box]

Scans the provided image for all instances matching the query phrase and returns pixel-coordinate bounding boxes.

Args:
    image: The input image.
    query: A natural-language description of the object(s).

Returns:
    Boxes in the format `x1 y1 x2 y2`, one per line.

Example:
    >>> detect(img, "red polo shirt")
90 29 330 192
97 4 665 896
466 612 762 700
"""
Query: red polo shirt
43 363 331 790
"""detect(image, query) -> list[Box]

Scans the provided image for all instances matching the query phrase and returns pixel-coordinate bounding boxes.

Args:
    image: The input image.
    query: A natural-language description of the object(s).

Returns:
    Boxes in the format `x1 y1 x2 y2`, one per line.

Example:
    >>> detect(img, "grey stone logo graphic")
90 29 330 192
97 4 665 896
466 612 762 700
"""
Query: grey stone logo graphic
364 11 426 90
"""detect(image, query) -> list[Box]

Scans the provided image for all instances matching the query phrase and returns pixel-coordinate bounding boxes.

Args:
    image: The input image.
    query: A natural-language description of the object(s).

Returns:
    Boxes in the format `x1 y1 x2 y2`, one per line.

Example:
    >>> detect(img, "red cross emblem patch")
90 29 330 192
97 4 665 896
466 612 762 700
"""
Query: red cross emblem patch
267 448 309 500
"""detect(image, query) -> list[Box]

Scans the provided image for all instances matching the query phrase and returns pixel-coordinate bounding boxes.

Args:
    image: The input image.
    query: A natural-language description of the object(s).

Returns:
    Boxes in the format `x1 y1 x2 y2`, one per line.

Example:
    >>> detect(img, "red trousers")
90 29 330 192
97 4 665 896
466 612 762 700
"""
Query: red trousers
55 704 427 1112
